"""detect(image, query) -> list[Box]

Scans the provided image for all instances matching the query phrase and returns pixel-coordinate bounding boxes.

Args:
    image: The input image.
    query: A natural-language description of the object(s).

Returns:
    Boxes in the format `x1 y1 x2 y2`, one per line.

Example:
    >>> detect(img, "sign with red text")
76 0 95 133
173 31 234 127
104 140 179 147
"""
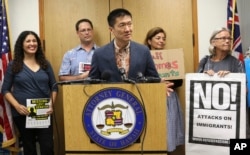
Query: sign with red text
185 73 246 155
151 48 185 80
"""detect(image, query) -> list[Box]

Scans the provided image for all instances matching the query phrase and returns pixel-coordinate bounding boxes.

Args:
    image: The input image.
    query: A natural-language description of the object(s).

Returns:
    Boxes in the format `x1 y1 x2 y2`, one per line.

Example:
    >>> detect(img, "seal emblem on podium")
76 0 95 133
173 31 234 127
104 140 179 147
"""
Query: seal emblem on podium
82 87 145 149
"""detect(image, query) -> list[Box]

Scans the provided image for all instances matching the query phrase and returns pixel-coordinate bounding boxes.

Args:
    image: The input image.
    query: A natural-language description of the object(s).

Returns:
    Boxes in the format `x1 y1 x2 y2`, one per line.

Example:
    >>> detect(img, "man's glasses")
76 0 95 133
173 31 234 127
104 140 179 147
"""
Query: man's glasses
78 28 92 33
214 37 233 41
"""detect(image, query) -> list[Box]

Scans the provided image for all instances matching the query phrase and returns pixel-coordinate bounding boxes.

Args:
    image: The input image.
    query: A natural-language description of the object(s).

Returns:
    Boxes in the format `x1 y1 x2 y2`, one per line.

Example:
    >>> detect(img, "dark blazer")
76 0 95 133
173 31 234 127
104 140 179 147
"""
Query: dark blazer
89 40 159 82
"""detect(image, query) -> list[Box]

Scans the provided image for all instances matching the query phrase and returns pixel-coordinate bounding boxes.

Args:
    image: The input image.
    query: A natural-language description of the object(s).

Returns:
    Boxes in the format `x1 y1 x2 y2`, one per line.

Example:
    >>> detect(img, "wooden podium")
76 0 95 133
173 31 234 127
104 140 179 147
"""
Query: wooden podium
58 83 167 155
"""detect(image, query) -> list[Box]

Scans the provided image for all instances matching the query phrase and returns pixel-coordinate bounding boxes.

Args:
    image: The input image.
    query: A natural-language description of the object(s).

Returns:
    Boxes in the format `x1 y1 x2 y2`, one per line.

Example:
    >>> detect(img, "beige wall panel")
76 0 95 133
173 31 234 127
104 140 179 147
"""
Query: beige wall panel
123 0 193 70
44 0 110 80
110 0 123 10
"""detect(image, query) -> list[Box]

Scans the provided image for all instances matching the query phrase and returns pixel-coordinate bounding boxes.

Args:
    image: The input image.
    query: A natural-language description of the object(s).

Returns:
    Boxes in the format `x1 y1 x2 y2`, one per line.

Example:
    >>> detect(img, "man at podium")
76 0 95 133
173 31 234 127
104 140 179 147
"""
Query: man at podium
89 8 173 94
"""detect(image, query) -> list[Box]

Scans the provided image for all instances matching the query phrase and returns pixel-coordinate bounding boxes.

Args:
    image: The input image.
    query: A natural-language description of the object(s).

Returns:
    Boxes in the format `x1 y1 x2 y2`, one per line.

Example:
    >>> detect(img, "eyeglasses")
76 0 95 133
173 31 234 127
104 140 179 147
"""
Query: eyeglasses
78 28 92 33
214 37 233 41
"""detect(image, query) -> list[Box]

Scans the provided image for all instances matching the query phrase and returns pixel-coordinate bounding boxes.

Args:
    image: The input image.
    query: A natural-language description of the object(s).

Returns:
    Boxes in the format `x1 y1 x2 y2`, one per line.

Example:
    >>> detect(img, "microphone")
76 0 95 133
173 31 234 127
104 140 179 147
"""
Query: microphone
137 72 147 82
118 68 136 84
85 77 106 84
57 70 113 85
136 72 161 83
57 78 106 85
101 70 112 81
144 77 161 83
119 68 127 81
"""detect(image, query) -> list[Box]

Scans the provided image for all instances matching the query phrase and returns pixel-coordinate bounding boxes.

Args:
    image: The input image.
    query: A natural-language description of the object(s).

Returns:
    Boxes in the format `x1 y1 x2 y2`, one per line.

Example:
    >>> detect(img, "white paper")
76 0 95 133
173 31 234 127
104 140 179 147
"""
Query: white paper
185 73 246 155
25 98 51 128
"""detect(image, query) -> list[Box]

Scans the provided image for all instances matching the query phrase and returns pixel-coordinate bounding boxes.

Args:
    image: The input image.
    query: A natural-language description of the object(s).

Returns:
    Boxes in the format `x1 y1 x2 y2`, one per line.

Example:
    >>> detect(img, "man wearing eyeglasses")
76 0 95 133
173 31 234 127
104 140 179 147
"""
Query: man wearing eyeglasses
59 18 98 81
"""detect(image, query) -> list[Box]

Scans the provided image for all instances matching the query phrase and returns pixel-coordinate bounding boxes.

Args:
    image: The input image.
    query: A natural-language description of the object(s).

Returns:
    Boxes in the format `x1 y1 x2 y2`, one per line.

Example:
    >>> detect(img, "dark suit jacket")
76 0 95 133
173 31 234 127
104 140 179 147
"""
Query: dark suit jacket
89 40 159 82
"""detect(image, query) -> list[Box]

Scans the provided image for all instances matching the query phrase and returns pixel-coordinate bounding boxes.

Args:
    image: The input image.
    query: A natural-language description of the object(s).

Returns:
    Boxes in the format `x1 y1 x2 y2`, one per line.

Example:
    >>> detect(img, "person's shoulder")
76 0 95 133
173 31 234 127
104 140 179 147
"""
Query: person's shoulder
130 41 149 52
227 54 241 62
130 41 147 48
64 45 81 54
94 42 113 53
8 60 14 65
94 44 99 50
44 60 54 70
199 55 210 62
45 59 51 64
5 60 13 67
202 55 210 59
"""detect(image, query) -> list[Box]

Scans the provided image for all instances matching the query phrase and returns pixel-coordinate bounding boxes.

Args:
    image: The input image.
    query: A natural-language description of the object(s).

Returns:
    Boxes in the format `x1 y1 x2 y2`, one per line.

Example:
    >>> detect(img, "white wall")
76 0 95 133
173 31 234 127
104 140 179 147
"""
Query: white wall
8 0 39 50
197 0 250 60
237 0 250 52
197 0 227 60
7 0 250 60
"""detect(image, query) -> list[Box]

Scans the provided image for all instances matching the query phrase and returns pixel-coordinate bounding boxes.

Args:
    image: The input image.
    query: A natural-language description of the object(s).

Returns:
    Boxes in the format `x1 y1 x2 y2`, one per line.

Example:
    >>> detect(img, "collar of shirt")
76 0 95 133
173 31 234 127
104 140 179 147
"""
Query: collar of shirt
76 43 98 52
114 40 130 54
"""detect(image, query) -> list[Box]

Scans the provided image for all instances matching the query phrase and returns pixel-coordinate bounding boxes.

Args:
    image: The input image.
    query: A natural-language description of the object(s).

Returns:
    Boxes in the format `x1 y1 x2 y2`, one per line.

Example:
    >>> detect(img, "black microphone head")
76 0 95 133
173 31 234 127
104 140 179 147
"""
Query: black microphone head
136 72 147 83
145 77 161 83
118 68 126 75
101 70 112 81
136 72 144 79
118 68 135 83
118 68 126 81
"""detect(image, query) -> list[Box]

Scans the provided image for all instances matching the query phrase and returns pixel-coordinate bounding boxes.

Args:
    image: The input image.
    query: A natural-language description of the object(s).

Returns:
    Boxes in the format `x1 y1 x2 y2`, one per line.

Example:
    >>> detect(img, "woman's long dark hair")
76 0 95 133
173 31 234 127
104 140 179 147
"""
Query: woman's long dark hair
12 31 48 73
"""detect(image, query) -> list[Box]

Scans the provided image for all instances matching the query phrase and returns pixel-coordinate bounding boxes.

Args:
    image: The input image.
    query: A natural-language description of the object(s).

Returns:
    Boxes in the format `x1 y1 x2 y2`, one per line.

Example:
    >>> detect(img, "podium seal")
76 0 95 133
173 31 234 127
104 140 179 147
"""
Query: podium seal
82 87 145 150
